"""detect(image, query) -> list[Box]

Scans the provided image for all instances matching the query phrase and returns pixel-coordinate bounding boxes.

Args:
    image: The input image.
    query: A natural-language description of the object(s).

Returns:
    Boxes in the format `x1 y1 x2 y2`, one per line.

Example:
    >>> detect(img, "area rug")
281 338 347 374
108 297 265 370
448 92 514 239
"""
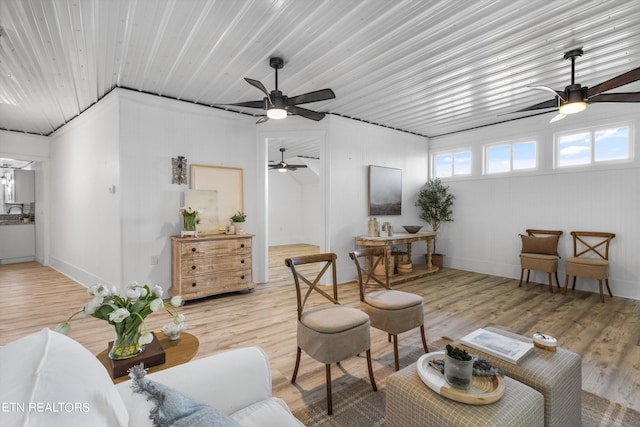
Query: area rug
292 340 640 427
292 379 640 427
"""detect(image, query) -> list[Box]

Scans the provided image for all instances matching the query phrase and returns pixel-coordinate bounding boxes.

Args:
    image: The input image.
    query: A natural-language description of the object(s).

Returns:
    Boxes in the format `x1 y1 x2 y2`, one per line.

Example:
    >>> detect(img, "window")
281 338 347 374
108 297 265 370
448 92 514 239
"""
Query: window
484 140 537 174
556 125 630 167
432 150 471 178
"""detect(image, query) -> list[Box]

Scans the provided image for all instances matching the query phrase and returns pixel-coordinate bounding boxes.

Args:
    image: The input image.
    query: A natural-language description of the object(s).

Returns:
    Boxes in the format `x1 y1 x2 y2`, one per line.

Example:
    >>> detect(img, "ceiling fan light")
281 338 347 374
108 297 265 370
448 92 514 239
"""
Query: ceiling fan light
277 166 287 172
558 101 587 115
267 107 287 119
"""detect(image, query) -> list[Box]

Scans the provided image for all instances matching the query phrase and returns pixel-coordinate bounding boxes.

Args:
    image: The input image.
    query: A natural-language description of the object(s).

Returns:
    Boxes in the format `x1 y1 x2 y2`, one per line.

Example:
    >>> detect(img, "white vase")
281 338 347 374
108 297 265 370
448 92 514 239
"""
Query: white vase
234 221 245 234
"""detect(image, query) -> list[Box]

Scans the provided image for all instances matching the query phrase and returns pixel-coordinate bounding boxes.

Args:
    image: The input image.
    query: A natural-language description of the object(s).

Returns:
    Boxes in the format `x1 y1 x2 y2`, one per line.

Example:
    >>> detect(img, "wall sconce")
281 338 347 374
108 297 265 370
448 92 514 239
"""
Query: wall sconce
172 156 187 185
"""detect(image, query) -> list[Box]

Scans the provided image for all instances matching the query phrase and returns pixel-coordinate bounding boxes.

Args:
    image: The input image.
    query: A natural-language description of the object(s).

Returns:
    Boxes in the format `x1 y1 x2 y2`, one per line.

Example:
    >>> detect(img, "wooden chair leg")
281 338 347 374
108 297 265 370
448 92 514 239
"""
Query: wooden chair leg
547 272 553 293
420 325 429 353
571 276 577 291
526 270 531 284
598 280 605 303
291 347 302 383
605 278 614 298
325 364 332 415
366 349 377 392
554 272 561 288
519 269 525 287
388 333 391 343
563 275 570 294
392 335 399 371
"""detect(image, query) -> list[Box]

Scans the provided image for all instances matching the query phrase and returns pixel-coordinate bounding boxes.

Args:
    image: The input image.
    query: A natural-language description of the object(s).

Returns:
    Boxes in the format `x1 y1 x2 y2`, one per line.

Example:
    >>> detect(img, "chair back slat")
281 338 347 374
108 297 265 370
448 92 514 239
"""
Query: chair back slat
285 253 339 320
570 231 616 260
349 247 390 301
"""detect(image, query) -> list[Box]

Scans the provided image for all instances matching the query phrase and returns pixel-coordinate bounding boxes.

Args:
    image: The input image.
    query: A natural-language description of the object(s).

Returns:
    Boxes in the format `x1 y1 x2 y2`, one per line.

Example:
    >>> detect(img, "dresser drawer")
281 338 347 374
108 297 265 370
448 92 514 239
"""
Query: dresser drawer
180 254 251 278
181 269 253 298
178 238 251 258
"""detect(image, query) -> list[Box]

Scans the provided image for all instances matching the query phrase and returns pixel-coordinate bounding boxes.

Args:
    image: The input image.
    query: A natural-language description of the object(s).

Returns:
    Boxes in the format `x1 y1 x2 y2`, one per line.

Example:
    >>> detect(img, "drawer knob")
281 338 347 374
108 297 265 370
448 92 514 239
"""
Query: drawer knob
240 244 245 248
191 247 196 252
191 283 196 287
191 265 196 270
241 275 245 279
240 259 245 264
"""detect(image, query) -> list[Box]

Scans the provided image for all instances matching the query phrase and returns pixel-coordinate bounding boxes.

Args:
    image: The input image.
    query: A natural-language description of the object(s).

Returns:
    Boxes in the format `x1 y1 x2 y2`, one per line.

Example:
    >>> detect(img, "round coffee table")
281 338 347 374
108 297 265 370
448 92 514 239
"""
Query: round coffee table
96 332 199 384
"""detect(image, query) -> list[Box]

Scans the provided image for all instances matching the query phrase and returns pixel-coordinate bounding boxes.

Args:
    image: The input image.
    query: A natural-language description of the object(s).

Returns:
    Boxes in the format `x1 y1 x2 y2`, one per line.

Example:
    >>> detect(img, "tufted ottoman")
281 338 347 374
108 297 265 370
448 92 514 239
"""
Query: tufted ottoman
386 362 544 427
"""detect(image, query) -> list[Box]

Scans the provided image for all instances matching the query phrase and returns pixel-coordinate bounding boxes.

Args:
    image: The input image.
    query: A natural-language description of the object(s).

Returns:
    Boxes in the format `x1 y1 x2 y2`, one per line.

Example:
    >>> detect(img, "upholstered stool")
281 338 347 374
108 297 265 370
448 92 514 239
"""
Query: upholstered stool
461 327 582 427
386 362 544 427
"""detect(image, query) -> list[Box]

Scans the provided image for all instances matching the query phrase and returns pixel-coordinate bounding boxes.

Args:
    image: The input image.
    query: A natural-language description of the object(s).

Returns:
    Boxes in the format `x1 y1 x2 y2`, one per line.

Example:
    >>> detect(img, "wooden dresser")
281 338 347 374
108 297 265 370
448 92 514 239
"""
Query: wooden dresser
170 234 254 301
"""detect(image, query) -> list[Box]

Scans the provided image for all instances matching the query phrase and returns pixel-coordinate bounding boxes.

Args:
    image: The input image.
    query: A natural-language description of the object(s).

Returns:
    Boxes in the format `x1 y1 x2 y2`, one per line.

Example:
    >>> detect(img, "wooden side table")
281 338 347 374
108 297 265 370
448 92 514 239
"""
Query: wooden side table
96 332 199 384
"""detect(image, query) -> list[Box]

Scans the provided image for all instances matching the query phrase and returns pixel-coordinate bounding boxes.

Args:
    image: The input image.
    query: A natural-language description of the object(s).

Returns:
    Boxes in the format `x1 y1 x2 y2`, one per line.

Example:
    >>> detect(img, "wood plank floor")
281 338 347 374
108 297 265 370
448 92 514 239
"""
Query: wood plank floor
1 243 639 413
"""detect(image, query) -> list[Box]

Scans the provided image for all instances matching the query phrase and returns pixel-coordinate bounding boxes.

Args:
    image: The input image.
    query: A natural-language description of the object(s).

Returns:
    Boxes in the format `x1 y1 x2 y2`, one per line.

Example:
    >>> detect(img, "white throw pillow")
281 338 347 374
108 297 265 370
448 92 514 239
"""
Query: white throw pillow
0 328 129 427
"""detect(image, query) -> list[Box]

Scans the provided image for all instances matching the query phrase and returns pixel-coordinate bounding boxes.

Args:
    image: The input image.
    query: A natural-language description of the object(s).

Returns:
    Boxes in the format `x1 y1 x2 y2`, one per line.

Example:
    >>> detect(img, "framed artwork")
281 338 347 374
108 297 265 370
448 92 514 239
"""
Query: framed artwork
190 164 243 230
368 165 402 215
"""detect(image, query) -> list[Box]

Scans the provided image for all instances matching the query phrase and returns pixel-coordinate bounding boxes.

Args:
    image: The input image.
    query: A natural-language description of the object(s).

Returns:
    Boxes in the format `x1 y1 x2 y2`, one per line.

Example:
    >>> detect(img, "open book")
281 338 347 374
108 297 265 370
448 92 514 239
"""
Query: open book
460 328 535 364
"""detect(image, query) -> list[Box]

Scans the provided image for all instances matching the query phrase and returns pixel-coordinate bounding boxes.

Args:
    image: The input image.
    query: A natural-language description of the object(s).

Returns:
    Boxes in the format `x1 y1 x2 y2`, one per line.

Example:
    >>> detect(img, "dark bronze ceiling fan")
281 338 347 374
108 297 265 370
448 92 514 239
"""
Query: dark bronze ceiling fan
513 48 640 122
268 148 308 172
225 57 335 124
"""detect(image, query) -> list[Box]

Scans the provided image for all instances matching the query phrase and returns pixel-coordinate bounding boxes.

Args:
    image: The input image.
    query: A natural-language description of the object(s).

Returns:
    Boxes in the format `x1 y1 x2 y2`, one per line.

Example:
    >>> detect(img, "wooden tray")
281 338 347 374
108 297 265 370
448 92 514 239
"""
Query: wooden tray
416 351 505 405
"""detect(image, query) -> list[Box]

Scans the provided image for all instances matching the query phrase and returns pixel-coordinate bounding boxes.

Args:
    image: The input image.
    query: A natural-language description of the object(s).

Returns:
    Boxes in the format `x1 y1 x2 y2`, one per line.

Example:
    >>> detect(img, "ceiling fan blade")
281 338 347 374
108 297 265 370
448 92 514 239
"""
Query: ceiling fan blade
226 100 265 109
587 92 640 103
286 164 308 168
529 85 566 101
288 89 336 106
256 116 269 124
244 78 270 98
512 98 558 113
587 67 640 98
550 113 566 123
288 105 326 121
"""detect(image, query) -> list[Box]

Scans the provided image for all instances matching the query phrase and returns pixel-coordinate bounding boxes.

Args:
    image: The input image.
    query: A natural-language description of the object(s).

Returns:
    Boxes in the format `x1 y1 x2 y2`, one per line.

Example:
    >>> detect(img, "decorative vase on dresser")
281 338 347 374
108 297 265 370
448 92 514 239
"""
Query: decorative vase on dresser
170 234 254 301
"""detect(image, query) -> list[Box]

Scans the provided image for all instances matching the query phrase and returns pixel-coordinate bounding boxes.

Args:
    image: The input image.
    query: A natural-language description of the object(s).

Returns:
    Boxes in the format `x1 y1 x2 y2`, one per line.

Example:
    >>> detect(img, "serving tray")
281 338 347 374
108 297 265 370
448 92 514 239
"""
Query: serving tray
416 351 505 405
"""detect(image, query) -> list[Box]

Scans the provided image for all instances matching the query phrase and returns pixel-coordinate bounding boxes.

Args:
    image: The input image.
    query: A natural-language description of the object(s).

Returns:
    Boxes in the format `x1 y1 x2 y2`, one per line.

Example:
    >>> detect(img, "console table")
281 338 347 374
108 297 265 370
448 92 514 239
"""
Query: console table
355 232 438 283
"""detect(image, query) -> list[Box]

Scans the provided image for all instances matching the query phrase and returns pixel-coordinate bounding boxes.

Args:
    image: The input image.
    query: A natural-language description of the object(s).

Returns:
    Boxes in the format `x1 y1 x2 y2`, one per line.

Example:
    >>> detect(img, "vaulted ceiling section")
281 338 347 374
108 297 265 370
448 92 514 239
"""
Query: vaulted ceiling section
1 0 640 137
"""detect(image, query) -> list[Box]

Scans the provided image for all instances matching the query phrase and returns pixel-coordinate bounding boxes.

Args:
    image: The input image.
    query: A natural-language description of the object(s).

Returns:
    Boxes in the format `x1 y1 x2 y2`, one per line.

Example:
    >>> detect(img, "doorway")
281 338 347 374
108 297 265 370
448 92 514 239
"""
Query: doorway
258 133 327 283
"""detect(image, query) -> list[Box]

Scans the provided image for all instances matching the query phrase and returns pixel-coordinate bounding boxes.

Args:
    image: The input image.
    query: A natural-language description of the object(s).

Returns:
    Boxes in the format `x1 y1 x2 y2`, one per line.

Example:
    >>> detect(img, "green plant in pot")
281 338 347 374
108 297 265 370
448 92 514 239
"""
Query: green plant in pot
415 178 455 269
444 344 474 390
230 211 247 234
230 211 246 223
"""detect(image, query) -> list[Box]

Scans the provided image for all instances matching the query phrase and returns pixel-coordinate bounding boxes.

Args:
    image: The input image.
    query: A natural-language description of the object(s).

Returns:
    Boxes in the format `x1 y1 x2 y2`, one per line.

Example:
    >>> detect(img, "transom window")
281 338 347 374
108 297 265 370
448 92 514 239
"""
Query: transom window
556 125 630 167
484 140 537 174
432 150 472 178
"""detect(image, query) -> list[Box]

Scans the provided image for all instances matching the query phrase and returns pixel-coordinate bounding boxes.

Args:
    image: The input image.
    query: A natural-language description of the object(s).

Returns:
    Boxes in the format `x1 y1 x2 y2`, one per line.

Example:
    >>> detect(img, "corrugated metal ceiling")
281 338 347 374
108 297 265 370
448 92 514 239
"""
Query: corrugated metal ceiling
1 0 640 138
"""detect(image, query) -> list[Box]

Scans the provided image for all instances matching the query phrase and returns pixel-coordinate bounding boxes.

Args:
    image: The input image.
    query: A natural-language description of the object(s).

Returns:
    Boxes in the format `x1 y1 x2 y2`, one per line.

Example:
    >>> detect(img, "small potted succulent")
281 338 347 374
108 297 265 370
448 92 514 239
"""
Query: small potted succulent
229 211 247 234
444 344 474 390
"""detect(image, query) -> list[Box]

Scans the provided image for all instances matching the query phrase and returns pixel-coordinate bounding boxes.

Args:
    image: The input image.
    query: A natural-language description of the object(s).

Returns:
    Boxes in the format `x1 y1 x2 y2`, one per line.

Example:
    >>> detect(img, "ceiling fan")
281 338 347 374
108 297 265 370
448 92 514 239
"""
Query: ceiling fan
513 48 640 122
269 148 308 172
225 57 336 124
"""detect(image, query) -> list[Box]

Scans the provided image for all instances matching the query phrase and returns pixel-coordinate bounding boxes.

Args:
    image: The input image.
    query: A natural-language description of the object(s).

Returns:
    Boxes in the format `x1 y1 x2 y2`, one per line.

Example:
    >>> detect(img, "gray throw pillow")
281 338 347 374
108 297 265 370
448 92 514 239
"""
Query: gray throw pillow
129 364 239 427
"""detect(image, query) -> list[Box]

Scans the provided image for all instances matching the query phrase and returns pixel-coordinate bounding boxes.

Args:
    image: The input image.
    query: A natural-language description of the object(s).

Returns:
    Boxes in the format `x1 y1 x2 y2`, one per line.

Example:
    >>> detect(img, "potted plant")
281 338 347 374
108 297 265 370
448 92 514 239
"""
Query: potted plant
230 211 247 234
415 178 455 268
444 344 474 390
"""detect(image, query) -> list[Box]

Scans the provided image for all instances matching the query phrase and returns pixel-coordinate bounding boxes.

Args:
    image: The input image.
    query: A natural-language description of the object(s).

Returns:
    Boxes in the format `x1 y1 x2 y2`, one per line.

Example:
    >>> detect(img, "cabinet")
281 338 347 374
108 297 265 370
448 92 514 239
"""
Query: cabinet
14 170 35 203
170 234 254 301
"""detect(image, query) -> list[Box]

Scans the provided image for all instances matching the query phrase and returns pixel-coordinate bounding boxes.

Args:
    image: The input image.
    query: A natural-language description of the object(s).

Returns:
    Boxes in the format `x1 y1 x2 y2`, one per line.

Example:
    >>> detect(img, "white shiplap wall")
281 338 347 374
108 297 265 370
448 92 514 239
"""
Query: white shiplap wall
430 103 640 300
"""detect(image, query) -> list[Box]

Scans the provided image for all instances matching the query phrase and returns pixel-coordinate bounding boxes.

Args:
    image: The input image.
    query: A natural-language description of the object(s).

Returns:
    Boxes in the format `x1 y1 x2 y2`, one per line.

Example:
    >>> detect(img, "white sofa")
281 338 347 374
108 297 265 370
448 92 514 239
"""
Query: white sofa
0 328 304 426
